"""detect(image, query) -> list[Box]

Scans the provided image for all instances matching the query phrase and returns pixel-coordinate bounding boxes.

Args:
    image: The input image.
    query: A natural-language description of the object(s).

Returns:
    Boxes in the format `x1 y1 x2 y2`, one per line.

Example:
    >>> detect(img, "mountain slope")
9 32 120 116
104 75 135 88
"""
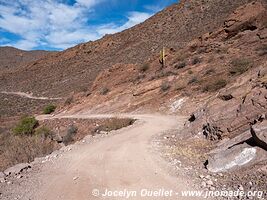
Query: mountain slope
0 0 253 96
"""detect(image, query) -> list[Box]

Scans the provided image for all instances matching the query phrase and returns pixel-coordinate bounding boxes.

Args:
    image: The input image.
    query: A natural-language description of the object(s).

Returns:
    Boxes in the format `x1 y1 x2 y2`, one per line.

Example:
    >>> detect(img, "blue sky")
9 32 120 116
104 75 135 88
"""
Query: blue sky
0 0 177 51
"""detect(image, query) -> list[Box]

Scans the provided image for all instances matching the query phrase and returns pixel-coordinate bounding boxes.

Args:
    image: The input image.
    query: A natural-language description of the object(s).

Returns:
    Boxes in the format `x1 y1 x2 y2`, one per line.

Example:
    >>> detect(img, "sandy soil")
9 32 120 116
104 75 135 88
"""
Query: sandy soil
1 113 199 200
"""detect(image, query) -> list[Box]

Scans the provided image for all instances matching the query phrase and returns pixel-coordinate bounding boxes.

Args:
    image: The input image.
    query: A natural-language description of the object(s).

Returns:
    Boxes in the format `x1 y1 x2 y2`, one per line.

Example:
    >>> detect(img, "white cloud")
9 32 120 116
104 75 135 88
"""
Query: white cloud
75 0 99 7
0 0 152 50
97 11 152 35
12 40 38 50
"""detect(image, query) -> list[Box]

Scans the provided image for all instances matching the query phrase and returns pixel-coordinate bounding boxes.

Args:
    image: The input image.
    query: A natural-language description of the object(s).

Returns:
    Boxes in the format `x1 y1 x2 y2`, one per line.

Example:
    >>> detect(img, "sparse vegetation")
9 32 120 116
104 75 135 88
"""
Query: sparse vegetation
160 82 171 92
191 57 201 65
188 77 198 84
100 87 110 95
43 104 56 114
202 79 227 92
13 116 38 135
229 58 252 75
0 134 56 170
204 69 215 76
139 63 150 72
94 118 135 133
35 126 52 139
188 70 193 74
175 62 186 69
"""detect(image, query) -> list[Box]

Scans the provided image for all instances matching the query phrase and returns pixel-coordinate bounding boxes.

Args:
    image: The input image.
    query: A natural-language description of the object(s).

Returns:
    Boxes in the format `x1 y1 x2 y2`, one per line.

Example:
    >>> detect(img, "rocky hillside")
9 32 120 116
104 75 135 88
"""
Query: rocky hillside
63 0 266 182
0 0 253 97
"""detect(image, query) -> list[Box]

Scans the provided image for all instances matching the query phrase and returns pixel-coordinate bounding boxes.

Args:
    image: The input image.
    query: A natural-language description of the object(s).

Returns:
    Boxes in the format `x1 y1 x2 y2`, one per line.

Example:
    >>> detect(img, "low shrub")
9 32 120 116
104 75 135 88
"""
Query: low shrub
139 63 150 72
1 134 55 169
13 116 38 135
188 70 193 74
100 87 110 95
191 57 201 65
204 69 215 76
160 82 171 92
175 62 186 69
35 126 52 139
229 58 251 75
202 79 227 92
95 118 135 133
43 104 56 114
188 77 198 84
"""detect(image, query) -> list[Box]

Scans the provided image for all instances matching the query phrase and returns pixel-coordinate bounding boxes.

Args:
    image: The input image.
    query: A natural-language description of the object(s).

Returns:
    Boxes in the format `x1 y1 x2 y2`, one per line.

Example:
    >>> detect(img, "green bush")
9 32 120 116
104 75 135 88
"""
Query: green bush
43 104 56 114
229 58 251 75
13 116 38 135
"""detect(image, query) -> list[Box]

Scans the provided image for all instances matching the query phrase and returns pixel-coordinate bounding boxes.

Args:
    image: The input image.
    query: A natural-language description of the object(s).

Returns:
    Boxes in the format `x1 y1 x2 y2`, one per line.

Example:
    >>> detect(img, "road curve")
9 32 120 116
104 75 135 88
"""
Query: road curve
32 113 196 200
1 91 61 100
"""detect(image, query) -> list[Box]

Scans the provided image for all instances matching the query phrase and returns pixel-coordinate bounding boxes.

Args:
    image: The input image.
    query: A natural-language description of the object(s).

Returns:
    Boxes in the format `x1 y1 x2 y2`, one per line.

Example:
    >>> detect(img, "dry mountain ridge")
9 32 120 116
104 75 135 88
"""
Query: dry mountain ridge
0 0 254 97
0 46 54 72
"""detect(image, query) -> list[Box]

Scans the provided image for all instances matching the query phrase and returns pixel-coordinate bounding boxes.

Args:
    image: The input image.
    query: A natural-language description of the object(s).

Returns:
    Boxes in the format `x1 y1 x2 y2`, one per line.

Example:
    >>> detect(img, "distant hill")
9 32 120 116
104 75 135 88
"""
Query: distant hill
0 46 54 71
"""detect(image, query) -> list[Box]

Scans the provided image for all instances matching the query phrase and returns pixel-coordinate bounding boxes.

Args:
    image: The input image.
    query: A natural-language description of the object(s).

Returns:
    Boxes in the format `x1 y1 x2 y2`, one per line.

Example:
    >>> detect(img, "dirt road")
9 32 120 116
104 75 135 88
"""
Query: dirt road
0 91 61 100
9 114 199 200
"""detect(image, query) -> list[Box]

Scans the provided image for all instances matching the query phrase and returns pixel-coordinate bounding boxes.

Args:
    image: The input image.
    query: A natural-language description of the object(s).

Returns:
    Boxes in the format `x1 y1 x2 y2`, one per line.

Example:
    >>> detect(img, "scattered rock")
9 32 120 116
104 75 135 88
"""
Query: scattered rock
188 114 196 122
73 176 79 181
201 181 207 187
7 181 12 185
203 123 223 141
219 94 234 101
0 177 5 183
209 186 216 191
16 175 23 179
0 172 5 178
4 163 31 176
206 180 213 185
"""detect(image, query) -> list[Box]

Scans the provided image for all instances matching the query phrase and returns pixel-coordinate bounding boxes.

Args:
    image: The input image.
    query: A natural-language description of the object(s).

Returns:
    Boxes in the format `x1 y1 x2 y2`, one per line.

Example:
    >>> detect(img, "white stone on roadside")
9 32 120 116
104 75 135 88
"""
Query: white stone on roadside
206 180 213 185
238 185 244 191
201 181 207 188
218 173 223 177
206 175 211 179
210 186 216 191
